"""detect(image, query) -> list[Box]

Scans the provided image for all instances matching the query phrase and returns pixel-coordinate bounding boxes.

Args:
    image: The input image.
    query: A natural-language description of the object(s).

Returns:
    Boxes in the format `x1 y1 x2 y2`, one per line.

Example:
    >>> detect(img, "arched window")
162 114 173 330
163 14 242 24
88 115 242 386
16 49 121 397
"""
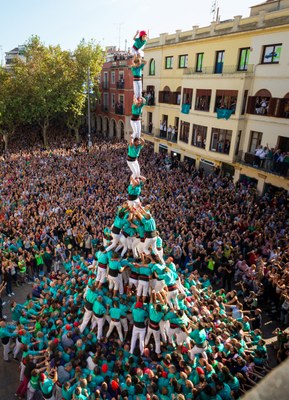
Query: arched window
149 59 155 75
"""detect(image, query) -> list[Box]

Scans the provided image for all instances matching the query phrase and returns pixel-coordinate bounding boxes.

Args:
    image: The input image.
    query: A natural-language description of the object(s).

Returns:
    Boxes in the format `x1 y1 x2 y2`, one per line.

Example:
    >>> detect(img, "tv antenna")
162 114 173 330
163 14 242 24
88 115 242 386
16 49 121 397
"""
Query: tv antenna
211 0 220 22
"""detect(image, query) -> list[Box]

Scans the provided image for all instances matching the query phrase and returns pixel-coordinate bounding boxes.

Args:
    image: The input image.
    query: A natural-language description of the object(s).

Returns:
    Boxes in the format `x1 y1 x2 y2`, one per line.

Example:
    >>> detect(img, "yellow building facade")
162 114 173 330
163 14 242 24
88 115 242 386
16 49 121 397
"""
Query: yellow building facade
142 0 289 193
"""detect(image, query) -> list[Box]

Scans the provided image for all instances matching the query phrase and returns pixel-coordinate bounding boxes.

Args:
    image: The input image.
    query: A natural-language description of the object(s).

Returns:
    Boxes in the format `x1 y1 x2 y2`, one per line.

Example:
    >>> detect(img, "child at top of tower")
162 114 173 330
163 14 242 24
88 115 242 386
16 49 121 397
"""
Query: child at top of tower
132 30 148 59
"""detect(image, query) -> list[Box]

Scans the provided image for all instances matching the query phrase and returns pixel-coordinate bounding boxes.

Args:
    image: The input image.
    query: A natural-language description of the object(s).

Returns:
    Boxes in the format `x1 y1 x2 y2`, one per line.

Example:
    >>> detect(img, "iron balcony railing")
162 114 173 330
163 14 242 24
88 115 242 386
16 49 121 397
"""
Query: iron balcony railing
183 64 254 75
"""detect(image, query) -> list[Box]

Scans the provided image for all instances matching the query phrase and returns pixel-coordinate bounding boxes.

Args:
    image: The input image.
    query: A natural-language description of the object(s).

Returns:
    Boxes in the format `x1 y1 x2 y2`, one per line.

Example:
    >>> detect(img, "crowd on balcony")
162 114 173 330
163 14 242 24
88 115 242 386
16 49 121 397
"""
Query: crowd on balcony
253 145 289 176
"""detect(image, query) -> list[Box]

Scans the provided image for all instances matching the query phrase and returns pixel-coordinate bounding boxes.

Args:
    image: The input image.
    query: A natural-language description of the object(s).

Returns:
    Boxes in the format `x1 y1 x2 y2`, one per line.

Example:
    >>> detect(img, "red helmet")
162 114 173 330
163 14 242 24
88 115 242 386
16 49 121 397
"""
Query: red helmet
139 30 147 38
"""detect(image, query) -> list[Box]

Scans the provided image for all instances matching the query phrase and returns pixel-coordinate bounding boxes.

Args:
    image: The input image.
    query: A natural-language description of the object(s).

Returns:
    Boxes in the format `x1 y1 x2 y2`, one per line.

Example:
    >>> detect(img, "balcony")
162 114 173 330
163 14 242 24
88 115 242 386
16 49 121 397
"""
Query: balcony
142 126 177 142
183 64 254 75
116 80 125 89
111 60 129 68
237 152 289 178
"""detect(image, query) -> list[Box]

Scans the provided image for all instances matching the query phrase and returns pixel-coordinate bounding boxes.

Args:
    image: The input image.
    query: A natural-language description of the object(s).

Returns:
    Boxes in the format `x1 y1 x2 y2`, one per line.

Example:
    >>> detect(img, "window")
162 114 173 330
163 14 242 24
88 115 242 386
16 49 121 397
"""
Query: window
195 89 211 112
210 128 232 154
111 93 115 109
196 53 204 72
179 54 188 68
238 48 250 71
215 50 225 73
180 121 190 144
165 56 173 69
119 94 124 104
192 124 207 148
111 71 115 84
214 90 238 113
119 71 124 81
262 44 282 64
103 72 108 89
103 93 109 111
249 131 262 153
149 59 155 75
182 89 193 112
159 86 171 104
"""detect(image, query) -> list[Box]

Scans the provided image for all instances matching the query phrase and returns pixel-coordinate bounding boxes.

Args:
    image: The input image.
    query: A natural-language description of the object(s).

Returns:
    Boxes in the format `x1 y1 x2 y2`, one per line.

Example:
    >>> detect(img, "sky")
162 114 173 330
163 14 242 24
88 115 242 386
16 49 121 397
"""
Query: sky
0 0 257 62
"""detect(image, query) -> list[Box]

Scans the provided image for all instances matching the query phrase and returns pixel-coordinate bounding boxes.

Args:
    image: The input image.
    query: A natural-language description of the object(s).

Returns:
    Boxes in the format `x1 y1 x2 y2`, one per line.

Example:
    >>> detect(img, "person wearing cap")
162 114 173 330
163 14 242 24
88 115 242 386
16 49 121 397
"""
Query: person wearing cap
132 30 148 59
106 300 124 342
130 301 148 355
79 283 99 333
130 96 147 140
91 296 107 340
126 137 145 180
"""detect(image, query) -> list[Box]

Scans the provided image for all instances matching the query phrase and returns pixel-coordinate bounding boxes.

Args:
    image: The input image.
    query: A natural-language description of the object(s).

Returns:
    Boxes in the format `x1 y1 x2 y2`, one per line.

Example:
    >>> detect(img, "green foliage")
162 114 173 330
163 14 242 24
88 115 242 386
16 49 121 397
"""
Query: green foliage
0 36 104 145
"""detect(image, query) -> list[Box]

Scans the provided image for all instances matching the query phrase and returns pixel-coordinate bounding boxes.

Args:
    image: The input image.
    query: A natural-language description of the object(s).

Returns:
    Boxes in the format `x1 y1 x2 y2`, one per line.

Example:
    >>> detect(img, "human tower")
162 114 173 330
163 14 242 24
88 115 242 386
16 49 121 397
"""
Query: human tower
79 31 189 356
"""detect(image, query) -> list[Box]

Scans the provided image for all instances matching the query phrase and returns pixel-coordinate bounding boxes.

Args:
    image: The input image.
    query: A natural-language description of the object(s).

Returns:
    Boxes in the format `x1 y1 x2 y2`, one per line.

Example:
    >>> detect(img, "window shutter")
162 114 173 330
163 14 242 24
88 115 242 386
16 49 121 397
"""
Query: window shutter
246 96 256 114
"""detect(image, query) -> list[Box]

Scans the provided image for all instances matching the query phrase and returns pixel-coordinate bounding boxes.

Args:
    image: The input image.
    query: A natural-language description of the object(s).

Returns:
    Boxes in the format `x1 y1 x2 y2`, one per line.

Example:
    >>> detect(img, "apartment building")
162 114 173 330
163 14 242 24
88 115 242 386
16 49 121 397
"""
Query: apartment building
142 0 289 193
96 48 135 139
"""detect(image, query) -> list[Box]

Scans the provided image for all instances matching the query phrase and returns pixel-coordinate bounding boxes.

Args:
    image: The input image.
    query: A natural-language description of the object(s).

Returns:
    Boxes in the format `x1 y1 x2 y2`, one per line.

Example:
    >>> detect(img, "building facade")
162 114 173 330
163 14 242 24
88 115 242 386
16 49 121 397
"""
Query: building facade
96 49 135 140
142 0 289 193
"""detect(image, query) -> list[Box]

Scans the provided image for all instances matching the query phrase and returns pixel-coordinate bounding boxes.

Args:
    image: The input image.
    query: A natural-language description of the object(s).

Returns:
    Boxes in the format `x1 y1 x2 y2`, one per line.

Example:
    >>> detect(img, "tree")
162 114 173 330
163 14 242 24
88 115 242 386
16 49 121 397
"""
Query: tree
0 66 27 150
65 39 104 142
0 36 104 148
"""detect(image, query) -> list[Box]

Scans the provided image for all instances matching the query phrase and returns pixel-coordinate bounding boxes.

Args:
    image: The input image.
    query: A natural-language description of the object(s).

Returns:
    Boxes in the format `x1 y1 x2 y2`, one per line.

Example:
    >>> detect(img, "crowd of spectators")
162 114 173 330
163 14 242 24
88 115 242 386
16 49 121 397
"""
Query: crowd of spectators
0 133 289 400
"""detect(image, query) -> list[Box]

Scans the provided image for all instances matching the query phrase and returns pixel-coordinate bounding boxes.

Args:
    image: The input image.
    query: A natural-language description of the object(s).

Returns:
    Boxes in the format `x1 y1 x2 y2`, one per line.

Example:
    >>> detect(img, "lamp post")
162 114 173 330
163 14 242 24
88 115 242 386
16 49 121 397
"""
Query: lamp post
87 67 92 147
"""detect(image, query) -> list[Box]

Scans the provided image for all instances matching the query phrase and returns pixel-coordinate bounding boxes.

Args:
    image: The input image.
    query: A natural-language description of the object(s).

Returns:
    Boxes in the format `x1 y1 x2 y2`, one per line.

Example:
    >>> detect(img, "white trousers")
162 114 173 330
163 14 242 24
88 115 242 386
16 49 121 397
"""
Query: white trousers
143 237 157 255
159 320 169 342
167 289 179 308
130 326 146 355
79 308 93 333
145 327 161 354
130 119 142 139
127 160 141 179
133 81 142 100
26 382 36 400
105 232 122 252
188 345 208 361
106 320 123 342
132 237 141 258
96 266 107 284
108 274 121 292
137 280 150 298
91 315 105 339
13 338 22 358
